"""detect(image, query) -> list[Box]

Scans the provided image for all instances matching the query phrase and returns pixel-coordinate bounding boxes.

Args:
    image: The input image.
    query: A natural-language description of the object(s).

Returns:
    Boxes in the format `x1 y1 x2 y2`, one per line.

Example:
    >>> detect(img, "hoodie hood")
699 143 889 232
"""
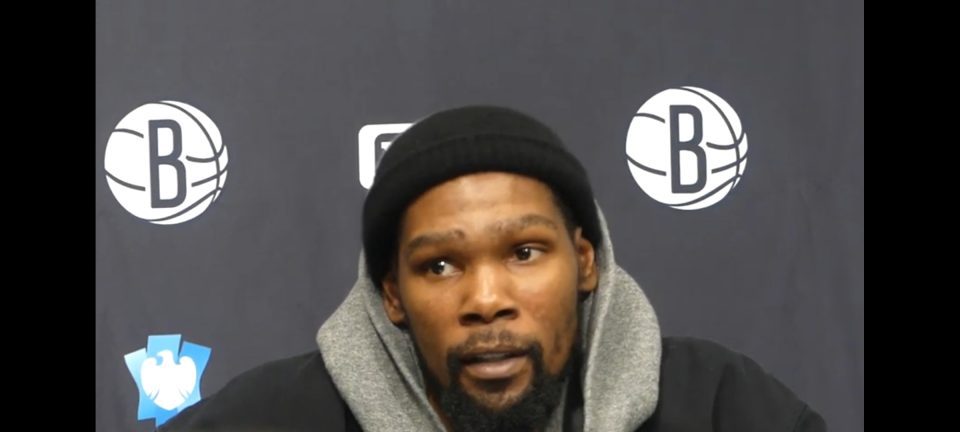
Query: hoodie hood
317 205 661 431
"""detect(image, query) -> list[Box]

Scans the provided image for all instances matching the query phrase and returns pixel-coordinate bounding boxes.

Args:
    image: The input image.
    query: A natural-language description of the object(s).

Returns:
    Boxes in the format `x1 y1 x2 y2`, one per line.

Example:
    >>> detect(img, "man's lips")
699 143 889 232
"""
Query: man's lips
460 347 529 381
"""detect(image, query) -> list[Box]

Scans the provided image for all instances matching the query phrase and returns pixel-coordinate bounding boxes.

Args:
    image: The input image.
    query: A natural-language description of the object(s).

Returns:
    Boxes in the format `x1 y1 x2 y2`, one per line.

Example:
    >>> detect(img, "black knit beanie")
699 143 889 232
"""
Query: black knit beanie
362 105 602 288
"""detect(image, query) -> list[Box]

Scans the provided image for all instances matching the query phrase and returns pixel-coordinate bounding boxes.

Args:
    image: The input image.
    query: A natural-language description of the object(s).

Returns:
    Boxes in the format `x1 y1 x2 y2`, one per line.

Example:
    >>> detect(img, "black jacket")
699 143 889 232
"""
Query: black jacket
160 337 826 432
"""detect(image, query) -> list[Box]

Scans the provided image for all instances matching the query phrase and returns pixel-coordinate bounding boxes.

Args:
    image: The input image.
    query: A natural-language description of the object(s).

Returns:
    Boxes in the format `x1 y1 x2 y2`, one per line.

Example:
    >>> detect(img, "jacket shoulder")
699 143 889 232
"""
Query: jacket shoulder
159 350 356 432
640 337 826 432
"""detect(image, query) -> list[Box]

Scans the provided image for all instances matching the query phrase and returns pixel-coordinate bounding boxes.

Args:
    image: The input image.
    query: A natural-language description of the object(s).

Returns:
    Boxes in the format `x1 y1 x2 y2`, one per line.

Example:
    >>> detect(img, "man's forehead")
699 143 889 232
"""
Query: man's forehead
412 213 560 237
412 172 555 208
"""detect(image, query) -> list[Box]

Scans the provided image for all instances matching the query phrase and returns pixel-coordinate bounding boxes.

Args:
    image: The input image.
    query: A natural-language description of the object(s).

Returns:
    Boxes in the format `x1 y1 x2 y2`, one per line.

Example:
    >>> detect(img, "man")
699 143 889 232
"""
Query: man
161 105 826 431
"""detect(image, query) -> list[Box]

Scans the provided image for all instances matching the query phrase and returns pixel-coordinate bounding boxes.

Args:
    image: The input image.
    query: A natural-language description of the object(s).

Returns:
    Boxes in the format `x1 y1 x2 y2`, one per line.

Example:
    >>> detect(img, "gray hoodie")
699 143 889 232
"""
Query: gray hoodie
316 207 662 432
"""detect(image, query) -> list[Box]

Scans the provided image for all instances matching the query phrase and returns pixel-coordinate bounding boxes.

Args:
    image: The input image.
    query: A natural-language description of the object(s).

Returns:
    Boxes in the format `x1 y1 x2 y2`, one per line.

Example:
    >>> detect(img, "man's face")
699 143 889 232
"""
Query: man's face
381 172 598 416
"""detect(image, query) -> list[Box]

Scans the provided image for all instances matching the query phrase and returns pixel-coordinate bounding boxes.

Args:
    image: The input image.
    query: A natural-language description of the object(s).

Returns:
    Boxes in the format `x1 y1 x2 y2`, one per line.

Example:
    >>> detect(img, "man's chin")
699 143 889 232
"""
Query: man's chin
441 365 566 432
460 375 534 413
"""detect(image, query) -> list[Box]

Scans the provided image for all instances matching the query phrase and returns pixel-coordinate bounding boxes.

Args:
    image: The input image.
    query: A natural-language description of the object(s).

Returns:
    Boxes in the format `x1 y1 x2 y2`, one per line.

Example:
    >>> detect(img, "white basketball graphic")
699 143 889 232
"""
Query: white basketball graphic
104 101 228 224
625 87 747 210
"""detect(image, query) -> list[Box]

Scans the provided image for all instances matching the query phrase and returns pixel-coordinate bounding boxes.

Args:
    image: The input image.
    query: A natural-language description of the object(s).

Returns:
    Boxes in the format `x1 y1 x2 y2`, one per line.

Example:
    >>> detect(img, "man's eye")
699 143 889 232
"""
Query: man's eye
428 260 456 276
514 247 542 262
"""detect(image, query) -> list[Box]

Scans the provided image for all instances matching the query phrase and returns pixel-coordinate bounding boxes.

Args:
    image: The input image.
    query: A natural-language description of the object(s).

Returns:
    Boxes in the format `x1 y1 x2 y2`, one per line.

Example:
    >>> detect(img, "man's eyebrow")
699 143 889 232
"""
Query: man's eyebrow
487 214 560 234
404 229 466 260
402 214 560 261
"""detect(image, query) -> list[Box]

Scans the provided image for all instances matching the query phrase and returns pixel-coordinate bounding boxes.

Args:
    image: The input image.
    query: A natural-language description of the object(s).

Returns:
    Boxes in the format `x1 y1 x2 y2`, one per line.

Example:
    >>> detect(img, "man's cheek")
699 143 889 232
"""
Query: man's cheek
410 325 451 379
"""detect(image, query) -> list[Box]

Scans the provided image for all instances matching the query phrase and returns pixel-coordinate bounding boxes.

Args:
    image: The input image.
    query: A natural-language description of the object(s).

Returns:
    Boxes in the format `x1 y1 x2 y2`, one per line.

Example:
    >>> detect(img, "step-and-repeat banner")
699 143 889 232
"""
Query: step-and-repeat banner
96 2 863 430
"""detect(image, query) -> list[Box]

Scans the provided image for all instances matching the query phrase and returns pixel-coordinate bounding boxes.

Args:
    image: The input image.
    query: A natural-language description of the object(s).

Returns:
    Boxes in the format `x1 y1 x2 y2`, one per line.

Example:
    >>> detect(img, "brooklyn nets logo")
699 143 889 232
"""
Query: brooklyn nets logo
625 87 747 210
104 101 229 224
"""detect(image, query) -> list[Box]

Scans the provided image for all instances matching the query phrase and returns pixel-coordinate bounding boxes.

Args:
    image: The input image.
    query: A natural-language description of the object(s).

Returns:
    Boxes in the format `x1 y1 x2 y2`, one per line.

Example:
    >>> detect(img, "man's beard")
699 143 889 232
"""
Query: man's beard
416 329 578 432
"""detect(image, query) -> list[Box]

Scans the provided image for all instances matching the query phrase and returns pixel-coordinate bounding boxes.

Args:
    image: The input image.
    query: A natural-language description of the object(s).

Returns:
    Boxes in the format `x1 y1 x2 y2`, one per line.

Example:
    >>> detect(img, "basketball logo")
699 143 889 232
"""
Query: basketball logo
104 101 229 224
625 87 748 210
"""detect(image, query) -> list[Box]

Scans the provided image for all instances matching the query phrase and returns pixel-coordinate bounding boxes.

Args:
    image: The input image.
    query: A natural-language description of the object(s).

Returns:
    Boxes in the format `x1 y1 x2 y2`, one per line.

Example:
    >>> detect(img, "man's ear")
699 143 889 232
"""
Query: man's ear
381 270 407 326
573 227 598 294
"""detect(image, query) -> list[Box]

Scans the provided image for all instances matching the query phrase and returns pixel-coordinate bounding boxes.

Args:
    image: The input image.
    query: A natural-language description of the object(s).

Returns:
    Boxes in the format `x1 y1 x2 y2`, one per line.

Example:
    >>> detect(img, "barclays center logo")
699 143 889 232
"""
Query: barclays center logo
124 334 211 427
104 101 229 224
625 87 748 210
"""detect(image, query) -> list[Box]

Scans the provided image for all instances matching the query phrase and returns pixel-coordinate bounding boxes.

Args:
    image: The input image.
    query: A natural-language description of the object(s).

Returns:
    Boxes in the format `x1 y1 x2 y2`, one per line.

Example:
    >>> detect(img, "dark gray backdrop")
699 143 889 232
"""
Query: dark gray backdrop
96 1 863 431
